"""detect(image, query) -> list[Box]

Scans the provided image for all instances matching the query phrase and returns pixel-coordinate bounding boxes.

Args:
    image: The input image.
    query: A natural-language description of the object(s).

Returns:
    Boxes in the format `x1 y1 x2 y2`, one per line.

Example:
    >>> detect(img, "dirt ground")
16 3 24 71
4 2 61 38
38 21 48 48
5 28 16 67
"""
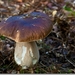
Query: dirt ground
0 0 75 74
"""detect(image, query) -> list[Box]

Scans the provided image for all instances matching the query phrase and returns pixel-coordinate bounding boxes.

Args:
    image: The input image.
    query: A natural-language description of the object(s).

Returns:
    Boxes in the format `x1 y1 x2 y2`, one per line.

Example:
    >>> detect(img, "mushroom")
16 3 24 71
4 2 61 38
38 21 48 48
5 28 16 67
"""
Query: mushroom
0 11 53 69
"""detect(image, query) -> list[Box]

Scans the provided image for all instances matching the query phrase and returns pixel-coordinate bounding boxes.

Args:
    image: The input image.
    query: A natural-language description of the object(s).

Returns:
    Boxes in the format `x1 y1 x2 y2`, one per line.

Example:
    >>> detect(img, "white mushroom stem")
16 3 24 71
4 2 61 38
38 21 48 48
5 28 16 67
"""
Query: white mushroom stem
14 42 39 69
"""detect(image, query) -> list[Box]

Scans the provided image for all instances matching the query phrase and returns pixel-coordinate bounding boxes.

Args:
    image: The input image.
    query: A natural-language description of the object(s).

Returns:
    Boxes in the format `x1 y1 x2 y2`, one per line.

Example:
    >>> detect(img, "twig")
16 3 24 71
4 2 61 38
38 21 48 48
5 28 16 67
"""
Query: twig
65 56 75 67
5 60 14 69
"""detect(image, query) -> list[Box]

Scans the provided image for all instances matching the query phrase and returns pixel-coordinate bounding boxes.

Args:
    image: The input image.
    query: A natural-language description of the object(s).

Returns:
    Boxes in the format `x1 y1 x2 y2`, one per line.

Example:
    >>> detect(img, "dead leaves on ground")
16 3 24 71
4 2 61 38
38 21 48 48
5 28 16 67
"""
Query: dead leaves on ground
0 0 75 74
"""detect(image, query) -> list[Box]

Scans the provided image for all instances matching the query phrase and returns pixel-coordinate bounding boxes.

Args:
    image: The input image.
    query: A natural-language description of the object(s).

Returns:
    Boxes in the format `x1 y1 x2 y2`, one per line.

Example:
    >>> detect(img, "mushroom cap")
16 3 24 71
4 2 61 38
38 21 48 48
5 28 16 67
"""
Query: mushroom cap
0 11 53 42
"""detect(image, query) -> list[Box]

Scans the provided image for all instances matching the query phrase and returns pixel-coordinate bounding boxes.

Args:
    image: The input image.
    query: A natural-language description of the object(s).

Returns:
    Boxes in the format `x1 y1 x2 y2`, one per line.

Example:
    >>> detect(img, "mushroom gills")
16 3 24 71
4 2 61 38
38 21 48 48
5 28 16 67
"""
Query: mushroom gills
14 42 39 69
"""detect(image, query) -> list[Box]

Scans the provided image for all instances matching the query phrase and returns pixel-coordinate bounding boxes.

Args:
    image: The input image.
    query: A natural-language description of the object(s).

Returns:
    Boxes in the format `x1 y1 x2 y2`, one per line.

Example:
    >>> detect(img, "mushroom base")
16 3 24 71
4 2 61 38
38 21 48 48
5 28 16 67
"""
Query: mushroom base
14 42 39 69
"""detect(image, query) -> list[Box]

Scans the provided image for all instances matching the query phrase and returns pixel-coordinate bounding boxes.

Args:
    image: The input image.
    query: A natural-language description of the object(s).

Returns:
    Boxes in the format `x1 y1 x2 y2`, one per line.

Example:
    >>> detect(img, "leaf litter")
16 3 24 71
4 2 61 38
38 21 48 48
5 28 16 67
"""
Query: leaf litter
0 0 75 74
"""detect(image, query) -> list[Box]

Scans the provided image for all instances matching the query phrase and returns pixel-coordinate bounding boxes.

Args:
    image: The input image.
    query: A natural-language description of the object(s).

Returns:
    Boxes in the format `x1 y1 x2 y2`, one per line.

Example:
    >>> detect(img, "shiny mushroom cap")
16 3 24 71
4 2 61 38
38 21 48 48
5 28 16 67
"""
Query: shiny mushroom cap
0 11 53 42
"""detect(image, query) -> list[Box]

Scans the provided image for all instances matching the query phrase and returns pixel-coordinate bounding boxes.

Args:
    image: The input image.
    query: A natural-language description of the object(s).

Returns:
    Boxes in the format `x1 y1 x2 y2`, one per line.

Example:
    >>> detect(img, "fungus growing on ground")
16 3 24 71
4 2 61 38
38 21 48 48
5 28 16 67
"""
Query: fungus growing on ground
0 11 53 69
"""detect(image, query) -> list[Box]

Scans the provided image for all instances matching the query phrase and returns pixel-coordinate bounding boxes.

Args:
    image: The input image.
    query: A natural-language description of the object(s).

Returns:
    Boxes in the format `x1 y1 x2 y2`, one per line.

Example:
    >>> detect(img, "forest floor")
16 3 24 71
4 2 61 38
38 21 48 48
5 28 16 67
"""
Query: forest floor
0 0 75 74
